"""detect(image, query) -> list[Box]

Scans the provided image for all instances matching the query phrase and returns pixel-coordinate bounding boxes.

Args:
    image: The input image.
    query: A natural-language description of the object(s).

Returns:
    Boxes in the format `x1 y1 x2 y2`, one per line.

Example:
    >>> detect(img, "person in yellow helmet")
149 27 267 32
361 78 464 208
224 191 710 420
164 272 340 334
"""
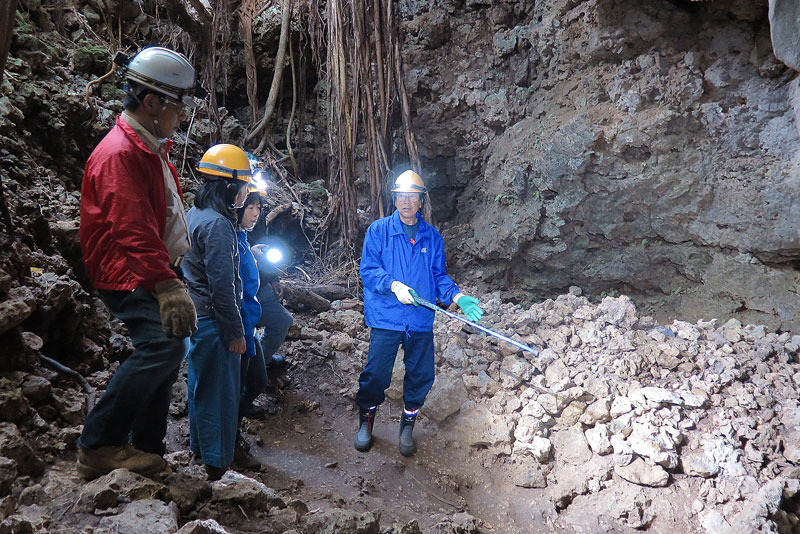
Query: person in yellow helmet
355 169 484 457
181 144 254 480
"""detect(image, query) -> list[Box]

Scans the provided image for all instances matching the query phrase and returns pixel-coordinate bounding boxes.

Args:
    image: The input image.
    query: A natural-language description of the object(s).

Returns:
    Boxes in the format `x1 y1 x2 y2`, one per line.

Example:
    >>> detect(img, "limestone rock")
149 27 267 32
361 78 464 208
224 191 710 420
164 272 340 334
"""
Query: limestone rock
585 424 613 455
0 423 43 477
302 508 380 534
551 426 592 465
444 402 513 451
423 373 469 423
0 300 32 335
615 458 669 487
76 469 167 512
211 471 284 512
176 518 230 534
97 499 179 534
681 450 720 478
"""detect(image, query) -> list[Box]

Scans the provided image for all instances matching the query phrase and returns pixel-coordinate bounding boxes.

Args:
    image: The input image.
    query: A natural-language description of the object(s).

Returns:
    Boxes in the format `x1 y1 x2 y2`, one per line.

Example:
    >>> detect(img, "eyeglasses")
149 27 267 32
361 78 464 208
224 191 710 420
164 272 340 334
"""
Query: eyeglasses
396 193 421 202
160 97 187 116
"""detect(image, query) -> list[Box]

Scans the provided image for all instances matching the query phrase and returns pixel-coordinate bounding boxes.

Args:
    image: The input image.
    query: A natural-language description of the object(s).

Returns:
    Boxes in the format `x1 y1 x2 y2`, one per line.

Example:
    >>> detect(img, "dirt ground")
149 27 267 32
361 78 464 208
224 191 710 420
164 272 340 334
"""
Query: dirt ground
165 358 559 533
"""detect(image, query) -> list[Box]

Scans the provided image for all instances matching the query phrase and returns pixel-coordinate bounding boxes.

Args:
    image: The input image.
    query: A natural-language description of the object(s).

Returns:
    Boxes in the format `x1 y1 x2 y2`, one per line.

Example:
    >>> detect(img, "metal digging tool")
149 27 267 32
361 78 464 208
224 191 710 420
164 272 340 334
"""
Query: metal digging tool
412 295 541 356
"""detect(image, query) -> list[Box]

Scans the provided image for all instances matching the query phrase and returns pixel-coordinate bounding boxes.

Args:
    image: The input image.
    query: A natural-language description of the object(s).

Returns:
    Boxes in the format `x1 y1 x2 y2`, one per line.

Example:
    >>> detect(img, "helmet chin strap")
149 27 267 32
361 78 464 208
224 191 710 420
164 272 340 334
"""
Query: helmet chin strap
152 102 169 143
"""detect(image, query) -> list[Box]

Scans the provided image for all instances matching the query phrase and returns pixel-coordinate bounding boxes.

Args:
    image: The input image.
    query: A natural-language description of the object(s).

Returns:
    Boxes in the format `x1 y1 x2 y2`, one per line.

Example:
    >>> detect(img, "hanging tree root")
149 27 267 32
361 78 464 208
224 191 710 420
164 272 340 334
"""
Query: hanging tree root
39 354 96 412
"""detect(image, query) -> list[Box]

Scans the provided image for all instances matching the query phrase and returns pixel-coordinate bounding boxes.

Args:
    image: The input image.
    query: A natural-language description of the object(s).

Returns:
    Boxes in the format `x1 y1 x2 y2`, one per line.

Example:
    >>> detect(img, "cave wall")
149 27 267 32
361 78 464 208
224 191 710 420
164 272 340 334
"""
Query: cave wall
397 0 800 330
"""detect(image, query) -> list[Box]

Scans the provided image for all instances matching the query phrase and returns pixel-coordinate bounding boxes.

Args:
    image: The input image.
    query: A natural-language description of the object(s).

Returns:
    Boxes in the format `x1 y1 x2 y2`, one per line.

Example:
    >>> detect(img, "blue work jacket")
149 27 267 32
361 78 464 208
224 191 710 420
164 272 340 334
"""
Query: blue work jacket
184 207 243 343
237 230 261 357
360 210 460 332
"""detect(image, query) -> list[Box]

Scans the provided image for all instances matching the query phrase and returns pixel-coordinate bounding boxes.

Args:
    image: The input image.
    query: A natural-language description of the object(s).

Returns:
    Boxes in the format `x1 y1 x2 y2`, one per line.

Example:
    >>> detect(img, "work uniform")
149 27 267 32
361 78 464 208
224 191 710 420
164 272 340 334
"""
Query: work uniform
357 210 461 411
78 113 190 455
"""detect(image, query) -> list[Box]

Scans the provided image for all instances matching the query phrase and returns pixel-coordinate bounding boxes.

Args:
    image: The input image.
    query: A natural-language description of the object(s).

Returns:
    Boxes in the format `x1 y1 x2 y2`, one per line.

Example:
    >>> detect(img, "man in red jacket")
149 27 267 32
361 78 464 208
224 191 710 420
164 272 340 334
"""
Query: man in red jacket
77 47 200 479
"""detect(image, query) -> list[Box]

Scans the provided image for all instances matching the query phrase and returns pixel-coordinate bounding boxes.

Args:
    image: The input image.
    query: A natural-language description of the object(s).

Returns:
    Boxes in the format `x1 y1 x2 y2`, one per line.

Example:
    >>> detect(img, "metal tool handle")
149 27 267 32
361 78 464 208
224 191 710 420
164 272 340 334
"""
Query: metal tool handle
412 295 541 356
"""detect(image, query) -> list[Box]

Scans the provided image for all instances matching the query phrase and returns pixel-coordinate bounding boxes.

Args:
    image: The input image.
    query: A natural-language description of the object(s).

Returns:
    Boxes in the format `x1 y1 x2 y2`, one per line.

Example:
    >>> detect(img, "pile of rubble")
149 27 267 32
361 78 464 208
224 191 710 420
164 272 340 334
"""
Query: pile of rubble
2 285 799 532
310 289 800 533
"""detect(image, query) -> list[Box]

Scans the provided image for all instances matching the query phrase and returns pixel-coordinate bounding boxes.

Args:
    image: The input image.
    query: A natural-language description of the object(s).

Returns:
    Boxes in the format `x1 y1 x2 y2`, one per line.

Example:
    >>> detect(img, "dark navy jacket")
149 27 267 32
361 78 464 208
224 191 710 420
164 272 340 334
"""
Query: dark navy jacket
360 210 460 332
183 207 244 342
237 230 261 357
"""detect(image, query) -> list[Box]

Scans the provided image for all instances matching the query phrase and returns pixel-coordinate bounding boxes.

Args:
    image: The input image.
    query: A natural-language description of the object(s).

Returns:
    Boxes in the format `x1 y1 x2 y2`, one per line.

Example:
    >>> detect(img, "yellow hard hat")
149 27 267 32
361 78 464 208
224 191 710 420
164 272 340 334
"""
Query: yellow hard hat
391 170 426 193
197 144 253 183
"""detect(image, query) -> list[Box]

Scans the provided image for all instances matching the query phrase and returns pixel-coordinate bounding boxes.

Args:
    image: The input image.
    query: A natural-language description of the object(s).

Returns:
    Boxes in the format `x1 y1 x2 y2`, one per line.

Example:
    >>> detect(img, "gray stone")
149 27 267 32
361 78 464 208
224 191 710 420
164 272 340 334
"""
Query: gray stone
211 471 284 512
0 423 43 477
97 499 179 534
301 508 380 534
176 518 230 534
0 299 32 335
783 430 800 463
76 469 167 512
0 458 16 497
638 386 683 406
615 458 669 487
20 376 52 406
444 402 513 451
423 373 468 423
681 450 720 478
551 426 592 465
585 424 613 455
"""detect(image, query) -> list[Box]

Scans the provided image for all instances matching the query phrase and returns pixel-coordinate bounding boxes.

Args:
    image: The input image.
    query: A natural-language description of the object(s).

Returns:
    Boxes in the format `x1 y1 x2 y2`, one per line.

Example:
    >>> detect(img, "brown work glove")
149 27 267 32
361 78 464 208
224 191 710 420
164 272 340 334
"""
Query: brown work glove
154 278 197 338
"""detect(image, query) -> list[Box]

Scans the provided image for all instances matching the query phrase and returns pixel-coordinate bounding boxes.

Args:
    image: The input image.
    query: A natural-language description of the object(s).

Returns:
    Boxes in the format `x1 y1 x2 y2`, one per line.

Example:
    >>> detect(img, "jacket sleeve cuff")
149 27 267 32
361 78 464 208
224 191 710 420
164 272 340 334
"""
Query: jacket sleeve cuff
141 271 178 292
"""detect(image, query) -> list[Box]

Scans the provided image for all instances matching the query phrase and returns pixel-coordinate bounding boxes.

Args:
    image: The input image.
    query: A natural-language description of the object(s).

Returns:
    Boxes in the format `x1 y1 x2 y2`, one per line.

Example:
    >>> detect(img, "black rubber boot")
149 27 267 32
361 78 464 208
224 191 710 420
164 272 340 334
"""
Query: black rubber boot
398 411 418 457
266 354 288 375
354 406 377 452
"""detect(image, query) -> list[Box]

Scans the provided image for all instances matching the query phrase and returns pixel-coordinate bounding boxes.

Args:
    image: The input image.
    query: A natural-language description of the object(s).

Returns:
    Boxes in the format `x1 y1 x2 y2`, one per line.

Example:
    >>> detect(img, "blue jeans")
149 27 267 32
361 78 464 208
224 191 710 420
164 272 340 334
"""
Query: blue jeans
355 328 434 411
188 316 241 467
78 288 188 455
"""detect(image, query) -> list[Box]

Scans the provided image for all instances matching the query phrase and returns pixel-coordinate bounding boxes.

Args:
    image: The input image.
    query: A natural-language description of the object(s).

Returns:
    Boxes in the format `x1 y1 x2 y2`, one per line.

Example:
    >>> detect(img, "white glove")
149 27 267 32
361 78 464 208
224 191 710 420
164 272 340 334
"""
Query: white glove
391 281 416 305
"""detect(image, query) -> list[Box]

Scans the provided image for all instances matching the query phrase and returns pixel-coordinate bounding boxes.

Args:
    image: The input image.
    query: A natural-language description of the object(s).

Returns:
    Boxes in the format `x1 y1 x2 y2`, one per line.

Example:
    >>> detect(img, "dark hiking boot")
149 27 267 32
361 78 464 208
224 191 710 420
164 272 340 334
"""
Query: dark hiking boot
77 445 166 480
266 354 288 374
241 403 267 420
205 464 228 481
399 411 418 457
233 444 261 470
354 406 377 452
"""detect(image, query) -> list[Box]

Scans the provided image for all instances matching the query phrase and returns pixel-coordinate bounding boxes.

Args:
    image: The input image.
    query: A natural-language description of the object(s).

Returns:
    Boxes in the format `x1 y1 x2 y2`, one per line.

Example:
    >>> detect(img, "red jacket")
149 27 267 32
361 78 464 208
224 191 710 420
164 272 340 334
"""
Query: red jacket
79 115 184 292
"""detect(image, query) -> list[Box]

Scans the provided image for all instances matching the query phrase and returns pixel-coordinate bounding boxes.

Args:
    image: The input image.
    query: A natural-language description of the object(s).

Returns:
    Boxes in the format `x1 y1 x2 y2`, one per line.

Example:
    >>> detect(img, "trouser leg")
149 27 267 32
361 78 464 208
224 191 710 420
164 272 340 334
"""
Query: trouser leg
400 330 435 411
258 283 293 362
187 316 241 468
355 328 403 410
78 288 188 453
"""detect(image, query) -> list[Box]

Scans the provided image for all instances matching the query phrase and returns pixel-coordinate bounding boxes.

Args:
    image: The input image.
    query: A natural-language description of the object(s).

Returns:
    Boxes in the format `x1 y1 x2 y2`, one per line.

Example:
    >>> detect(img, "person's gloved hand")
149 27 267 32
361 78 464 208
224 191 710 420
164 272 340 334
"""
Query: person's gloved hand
391 281 418 305
154 278 197 337
271 280 283 299
455 294 483 323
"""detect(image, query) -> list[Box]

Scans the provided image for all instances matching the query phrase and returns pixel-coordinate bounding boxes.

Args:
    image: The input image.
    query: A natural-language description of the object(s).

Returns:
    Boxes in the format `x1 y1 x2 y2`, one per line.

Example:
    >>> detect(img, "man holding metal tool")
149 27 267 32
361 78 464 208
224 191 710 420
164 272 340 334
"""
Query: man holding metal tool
355 169 484 457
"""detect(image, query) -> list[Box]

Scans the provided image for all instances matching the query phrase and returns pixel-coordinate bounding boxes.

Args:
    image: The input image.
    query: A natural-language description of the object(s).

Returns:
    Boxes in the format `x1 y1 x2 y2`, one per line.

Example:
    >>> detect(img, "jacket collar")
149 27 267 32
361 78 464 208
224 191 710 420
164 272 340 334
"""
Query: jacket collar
390 210 428 239
117 114 174 156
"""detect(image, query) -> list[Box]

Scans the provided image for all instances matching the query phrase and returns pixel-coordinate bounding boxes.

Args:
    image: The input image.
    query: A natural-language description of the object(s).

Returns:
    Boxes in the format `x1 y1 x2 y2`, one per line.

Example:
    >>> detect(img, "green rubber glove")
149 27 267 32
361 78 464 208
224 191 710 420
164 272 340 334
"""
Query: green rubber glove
456 294 483 323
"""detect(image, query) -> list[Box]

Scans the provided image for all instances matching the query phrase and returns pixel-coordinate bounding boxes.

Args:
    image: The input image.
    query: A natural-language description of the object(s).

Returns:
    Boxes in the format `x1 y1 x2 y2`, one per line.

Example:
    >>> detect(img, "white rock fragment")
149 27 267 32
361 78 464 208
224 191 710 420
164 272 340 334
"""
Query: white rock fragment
615 458 669 487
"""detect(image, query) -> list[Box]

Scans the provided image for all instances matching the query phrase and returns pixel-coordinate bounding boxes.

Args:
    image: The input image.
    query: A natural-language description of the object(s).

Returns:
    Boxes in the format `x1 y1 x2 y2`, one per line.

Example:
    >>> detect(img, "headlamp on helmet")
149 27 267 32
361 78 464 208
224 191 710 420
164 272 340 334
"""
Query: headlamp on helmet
391 170 426 194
